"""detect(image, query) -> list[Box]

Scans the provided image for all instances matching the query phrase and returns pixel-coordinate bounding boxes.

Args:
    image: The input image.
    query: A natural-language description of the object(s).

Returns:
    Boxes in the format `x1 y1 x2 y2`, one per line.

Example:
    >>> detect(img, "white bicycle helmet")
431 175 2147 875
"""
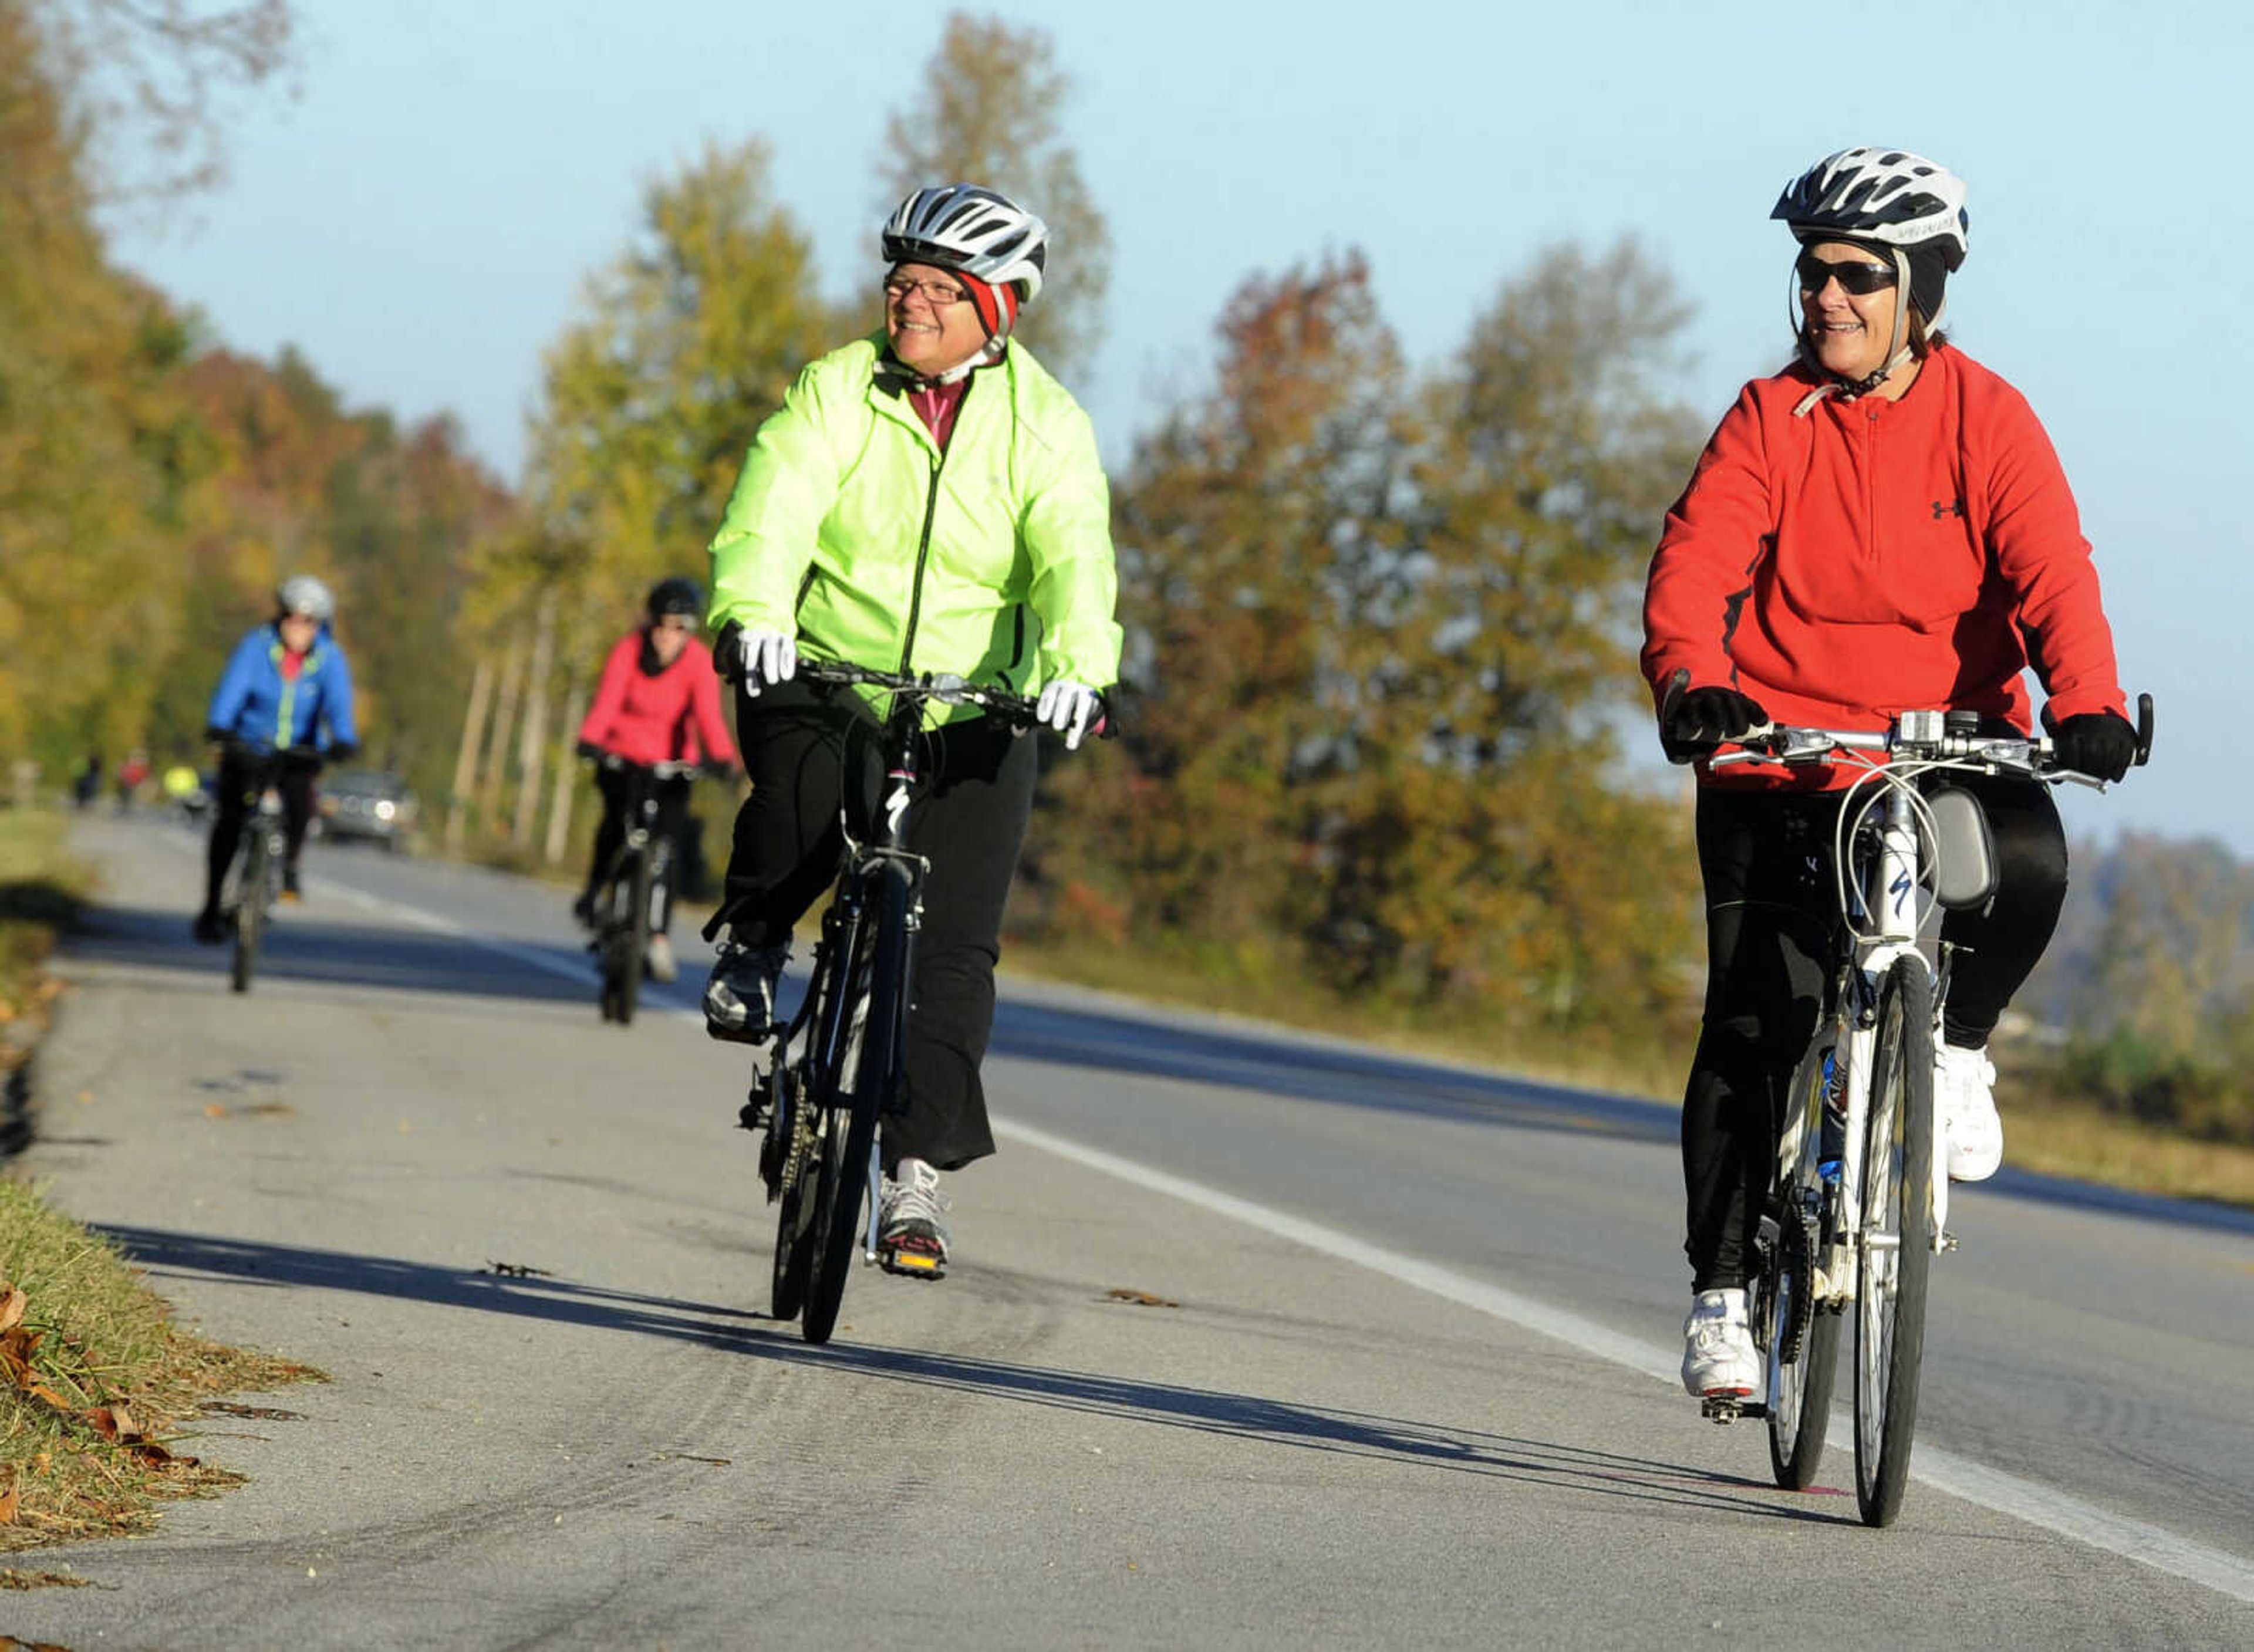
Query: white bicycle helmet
1771 147 1969 269
276 574 335 623
881 184 1048 303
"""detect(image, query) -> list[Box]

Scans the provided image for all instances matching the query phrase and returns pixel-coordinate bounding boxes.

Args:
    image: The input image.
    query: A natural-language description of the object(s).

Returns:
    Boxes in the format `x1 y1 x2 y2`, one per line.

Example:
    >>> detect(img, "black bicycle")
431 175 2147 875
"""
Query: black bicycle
218 743 321 995
746 660 1072 1345
585 756 699 1026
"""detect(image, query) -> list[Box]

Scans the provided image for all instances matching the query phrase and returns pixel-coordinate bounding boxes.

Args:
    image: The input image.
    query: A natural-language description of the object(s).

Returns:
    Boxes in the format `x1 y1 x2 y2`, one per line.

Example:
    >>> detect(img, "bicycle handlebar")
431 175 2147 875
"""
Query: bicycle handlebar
794 657 1063 729
593 754 707 781
1706 691 2156 787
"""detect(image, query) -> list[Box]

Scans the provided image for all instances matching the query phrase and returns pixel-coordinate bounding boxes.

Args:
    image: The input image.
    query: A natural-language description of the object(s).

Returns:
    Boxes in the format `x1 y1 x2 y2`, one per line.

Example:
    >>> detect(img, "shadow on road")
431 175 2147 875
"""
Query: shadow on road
99 1222 1848 1526
68 900 598 1010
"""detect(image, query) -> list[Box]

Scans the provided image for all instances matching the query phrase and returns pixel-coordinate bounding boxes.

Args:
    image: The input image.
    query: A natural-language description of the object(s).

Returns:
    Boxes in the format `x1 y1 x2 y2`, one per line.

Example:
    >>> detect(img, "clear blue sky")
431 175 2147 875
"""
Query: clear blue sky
112 1 2252 854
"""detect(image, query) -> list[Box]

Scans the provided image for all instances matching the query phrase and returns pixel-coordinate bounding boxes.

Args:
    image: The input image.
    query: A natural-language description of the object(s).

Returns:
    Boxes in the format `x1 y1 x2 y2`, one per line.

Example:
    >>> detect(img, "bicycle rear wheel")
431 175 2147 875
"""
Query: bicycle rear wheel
1767 1035 1841 1488
1853 956 1936 1527
801 860 911 1347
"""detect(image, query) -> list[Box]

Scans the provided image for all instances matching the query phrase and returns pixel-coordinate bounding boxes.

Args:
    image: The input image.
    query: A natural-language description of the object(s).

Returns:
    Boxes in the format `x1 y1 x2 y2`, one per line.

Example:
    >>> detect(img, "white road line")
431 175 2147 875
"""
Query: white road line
997 1116 2254 1606
158 837 2254 1606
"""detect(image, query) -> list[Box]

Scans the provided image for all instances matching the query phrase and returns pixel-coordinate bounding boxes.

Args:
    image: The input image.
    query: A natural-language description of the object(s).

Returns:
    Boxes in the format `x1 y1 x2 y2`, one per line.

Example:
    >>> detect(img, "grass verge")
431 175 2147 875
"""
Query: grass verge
1 808 325 1550
0 1178 323 1551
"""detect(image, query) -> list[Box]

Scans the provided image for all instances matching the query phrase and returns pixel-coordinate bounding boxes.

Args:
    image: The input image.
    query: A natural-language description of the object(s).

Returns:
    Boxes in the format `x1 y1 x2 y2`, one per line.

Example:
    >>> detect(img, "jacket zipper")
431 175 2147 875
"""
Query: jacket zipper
1864 400 1882 567
897 452 944 677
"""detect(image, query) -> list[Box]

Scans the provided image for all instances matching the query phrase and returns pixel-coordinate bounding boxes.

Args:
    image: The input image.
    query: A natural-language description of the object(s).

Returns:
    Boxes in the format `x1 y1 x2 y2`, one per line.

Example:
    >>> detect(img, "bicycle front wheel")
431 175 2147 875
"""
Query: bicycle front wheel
230 835 266 994
801 859 912 1347
610 852 652 1026
1853 956 1936 1527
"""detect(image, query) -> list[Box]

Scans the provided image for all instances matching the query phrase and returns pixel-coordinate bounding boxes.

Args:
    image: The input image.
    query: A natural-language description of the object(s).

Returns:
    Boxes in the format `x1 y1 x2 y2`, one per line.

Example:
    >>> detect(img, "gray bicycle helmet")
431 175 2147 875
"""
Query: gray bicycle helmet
881 184 1048 303
276 574 335 623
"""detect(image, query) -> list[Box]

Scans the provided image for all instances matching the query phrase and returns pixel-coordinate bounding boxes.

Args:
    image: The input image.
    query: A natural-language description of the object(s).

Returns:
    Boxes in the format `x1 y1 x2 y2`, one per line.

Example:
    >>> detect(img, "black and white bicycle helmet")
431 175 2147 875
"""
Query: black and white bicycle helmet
1771 147 1969 269
881 184 1048 303
276 574 335 623
646 576 703 622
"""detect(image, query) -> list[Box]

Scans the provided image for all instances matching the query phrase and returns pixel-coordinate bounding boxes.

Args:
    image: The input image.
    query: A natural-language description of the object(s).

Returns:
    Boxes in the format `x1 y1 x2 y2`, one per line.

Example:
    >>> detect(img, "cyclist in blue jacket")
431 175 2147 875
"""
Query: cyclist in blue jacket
193 576 359 942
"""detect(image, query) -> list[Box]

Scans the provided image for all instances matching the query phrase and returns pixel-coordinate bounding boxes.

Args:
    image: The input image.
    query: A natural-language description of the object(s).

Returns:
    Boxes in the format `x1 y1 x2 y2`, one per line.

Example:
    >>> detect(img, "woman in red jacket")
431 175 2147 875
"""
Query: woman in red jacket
574 577 741 982
1641 148 2140 1405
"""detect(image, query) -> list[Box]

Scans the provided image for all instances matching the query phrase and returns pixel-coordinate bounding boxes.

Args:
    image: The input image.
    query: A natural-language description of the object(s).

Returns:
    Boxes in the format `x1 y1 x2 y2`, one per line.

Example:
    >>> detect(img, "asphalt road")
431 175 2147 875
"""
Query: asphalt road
5 813 2249 1650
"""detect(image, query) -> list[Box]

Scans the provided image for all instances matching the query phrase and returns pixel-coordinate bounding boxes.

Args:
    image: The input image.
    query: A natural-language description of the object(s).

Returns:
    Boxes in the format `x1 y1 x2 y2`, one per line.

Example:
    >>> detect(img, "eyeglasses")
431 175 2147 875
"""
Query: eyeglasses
1796 252 1898 296
653 616 697 634
884 276 971 308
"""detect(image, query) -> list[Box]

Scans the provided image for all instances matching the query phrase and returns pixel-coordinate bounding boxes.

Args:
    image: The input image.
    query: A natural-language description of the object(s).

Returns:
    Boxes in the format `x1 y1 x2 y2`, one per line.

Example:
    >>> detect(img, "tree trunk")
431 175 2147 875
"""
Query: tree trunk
512 594 557 847
478 639 528 835
444 657 495 854
544 675 588 867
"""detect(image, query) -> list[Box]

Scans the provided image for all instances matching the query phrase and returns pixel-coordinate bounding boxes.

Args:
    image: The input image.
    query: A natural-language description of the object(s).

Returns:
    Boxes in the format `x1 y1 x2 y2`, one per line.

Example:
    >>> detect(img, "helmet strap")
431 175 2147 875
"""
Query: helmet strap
1790 245 1921 416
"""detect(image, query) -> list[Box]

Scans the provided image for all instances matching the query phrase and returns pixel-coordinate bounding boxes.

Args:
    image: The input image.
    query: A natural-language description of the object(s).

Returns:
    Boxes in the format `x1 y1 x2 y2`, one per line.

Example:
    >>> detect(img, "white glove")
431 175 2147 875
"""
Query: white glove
737 629 798 697
1036 680 1101 750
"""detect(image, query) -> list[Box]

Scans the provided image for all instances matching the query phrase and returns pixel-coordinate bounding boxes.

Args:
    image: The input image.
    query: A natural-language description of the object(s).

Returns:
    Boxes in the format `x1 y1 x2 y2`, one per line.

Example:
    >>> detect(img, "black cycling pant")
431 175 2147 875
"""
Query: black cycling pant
585 767 693 935
1680 775 2067 1290
203 751 315 915
711 679 1036 1174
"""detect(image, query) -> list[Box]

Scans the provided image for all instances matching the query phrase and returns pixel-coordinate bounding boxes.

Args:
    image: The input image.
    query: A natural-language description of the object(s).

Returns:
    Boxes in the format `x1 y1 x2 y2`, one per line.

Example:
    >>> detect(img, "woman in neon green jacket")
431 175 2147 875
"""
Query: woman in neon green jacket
702 184 1122 1272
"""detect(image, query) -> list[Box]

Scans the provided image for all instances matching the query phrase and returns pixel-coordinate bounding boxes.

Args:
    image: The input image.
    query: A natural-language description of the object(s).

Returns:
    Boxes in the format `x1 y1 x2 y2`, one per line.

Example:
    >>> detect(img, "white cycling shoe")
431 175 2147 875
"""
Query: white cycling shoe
1938 1042 2003 1182
1681 1287 1760 1400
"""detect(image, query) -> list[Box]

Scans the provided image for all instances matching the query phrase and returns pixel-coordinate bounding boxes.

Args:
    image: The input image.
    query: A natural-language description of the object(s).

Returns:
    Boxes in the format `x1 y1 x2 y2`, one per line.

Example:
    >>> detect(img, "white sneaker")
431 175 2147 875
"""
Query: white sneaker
878 1157 953 1268
644 933 678 984
1938 1042 2002 1182
1681 1287 1759 1398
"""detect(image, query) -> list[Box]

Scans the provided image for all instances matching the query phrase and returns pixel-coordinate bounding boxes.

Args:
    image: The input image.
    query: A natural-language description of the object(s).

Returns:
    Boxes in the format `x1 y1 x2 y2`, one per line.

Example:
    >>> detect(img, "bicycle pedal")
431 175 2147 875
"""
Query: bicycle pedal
735 1097 769 1133
878 1246 946 1281
1699 1393 1757 1424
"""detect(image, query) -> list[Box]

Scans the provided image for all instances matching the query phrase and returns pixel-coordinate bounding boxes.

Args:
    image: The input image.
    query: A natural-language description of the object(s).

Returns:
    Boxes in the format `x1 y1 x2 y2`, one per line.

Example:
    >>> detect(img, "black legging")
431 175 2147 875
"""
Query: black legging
1680 773 2067 1290
585 766 693 934
202 751 315 915
710 680 1036 1174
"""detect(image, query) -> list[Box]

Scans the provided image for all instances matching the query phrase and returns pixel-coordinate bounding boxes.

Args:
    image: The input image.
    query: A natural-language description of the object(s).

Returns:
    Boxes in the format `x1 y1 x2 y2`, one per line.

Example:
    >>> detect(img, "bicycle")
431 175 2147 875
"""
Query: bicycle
584 756 700 1026
741 659 1079 1346
1693 694 2152 1527
218 743 321 995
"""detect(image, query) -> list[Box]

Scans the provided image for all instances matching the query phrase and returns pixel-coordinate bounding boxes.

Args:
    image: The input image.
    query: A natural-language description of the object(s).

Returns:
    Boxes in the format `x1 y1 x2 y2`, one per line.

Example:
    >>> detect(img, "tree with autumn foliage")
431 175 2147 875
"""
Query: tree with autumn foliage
1040 241 1706 1050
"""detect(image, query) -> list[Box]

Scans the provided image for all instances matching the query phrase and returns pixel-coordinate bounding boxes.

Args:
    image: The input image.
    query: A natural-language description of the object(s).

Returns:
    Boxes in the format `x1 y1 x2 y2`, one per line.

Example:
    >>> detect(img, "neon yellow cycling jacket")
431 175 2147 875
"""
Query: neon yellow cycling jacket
708 335 1122 718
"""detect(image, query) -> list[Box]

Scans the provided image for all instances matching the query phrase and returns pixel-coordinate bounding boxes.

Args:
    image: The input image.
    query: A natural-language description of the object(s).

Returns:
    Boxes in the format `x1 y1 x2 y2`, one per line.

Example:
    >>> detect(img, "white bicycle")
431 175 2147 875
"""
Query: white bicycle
1702 696 2152 1527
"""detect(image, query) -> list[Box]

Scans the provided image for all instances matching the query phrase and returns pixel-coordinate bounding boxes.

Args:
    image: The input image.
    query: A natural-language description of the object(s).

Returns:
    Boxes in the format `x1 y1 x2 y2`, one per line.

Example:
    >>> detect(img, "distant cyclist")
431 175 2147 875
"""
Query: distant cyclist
701 183 1122 1272
194 575 358 942
1642 148 2138 1405
572 576 740 984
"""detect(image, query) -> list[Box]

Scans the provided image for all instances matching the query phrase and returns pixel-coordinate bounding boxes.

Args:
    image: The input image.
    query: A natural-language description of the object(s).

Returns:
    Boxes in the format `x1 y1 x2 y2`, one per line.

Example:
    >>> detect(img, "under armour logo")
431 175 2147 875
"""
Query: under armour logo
1932 498 1965 521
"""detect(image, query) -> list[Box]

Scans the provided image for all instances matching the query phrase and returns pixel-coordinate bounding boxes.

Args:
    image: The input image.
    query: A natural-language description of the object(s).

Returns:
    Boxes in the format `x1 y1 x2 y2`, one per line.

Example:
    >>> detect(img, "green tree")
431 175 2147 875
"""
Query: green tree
879 11 1109 384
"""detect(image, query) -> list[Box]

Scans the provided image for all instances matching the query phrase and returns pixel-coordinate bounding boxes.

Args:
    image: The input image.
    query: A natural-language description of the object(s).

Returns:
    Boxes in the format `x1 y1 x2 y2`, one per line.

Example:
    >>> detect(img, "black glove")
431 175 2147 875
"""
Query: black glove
203 725 229 745
2051 711 2137 782
711 620 747 684
700 757 741 782
575 739 604 761
325 741 356 765
1661 685 1769 762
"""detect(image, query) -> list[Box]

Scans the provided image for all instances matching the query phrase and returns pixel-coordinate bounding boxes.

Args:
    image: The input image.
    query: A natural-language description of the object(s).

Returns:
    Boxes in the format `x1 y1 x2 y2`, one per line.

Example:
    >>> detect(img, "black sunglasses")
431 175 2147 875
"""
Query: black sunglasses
1796 252 1898 296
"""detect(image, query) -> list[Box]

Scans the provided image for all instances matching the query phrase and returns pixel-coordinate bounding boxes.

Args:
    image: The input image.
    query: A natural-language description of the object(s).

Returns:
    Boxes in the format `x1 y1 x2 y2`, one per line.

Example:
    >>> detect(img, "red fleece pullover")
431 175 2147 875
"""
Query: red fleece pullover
577 632 738 768
1641 344 2126 789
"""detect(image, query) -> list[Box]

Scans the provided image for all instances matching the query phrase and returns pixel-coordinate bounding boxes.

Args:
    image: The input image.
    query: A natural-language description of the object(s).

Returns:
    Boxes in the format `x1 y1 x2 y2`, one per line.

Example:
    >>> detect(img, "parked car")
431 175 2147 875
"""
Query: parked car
316 769 418 852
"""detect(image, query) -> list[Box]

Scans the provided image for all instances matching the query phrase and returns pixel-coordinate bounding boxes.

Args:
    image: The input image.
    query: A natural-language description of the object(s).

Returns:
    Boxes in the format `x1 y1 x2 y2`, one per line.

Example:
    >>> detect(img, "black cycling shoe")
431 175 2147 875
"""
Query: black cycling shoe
192 910 228 945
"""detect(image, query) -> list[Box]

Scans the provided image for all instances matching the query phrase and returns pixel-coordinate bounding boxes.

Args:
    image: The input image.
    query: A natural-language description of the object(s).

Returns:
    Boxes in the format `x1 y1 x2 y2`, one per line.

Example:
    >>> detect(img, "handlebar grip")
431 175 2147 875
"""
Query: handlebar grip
2134 691 2155 768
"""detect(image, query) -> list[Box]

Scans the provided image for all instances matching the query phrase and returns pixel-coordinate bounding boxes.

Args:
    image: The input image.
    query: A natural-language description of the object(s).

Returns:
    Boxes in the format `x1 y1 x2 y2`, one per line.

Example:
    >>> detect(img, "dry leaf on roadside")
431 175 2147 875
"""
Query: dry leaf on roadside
87 1405 139 1443
0 1286 25 1335
1104 1288 1181 1308
0 1488 18 1525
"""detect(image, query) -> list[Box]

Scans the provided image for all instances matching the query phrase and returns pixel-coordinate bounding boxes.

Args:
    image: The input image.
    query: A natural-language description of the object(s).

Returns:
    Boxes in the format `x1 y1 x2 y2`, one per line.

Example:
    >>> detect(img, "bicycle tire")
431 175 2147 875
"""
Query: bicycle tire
611 851 651 1026
1767 1205 1841 1489
801 859 912 1346
230 833 266 994
1853 956 1936 1527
